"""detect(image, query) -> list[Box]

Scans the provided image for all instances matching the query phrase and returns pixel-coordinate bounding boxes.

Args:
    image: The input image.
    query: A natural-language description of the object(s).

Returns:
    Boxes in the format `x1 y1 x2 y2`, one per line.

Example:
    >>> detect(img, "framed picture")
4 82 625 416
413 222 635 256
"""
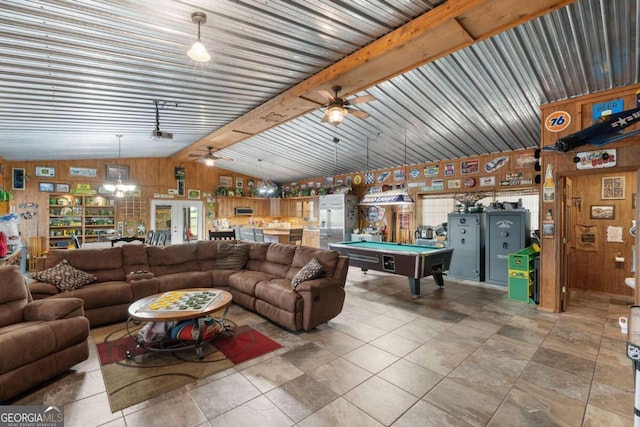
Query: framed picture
56 183 70 193
174 166 185 180
219 175 233 187
0 161 4 176
235 177 243 188
39 182 55 192
35 166 56 177
591 205 615 219
69 167 97 177
542 221 555 238
12 168 25 190
601 176 624 200
177 179 185 196
188 189 201 199
105 164 129 182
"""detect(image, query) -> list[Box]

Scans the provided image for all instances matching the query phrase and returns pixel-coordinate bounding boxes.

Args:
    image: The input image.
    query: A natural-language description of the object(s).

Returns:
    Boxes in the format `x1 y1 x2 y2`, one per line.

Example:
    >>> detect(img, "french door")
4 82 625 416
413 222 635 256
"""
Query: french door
150 200 203 244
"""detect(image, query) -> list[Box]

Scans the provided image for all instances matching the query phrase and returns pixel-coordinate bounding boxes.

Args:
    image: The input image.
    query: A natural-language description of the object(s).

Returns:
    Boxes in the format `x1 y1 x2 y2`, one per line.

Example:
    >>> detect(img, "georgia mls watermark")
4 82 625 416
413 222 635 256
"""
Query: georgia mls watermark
0 406 63 427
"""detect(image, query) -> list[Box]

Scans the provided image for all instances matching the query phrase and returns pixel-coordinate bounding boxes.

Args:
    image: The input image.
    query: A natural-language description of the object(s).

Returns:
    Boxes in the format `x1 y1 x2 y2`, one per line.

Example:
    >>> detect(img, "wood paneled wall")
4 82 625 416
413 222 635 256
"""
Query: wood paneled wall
2 158 261 246
539 85 640 311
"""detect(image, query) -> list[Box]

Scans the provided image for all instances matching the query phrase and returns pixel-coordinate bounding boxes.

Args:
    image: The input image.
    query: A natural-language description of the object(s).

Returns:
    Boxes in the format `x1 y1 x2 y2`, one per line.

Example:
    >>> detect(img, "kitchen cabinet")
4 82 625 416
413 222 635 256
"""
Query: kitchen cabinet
269 199 281 217
48 195 115 248
280 196 318 219
216 196 271 218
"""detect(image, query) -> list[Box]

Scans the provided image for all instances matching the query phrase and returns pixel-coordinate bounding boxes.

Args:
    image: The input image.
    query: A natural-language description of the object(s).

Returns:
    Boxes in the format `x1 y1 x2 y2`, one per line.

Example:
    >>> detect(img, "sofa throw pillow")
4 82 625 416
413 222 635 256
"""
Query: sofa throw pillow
31 259 97 292
291 257 324 289
214 243 249 270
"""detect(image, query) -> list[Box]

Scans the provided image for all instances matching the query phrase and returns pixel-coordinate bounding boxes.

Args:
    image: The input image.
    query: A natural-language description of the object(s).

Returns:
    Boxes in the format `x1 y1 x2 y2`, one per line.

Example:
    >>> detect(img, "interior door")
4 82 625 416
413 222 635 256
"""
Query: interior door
150 200 203 244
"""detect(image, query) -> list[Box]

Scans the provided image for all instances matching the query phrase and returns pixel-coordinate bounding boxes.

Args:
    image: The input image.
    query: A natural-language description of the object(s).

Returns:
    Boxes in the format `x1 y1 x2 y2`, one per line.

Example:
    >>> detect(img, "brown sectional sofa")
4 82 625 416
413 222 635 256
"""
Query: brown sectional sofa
30 240 349 331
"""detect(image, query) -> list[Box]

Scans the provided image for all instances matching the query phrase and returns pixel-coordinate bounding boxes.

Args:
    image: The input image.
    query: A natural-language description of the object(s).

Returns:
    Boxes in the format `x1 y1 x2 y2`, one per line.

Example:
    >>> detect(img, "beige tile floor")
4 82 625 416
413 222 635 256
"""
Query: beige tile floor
10 267 636 426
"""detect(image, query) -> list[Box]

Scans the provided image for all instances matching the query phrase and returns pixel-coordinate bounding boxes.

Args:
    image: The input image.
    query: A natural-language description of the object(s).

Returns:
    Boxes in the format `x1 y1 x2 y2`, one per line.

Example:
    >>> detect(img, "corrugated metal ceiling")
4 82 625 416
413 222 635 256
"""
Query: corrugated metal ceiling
0 0 637 182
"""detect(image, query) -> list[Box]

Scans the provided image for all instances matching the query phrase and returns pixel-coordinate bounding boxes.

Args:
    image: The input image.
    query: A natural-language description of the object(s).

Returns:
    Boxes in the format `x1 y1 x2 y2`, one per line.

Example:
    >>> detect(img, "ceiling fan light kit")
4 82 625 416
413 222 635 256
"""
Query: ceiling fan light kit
327 105 346 125
320 85 376 125
188 146 233 166
188 12 211 62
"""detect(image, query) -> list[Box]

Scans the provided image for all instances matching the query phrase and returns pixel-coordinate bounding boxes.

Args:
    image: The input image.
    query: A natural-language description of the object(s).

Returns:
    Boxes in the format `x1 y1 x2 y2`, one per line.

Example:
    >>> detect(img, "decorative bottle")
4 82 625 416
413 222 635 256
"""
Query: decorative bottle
543 164 555 202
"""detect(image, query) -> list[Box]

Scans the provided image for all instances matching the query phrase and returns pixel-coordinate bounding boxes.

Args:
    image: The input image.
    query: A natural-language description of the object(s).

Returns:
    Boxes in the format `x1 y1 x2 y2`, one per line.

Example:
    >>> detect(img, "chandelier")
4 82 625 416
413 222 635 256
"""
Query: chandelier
257 159 277 196
103 135 136 198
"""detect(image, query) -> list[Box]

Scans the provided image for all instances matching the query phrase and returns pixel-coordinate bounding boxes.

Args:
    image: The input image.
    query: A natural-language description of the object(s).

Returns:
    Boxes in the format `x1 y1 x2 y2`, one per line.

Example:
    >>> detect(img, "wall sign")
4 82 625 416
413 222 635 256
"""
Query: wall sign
544 111 571 132
575 149 616 169
35 166 56 177
592 99 623 122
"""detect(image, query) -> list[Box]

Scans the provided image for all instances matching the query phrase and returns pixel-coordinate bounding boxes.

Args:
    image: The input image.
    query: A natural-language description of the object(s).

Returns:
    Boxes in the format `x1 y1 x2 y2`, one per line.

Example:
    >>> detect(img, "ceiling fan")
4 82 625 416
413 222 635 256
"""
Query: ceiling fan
318 86 376 125
188 146 233 167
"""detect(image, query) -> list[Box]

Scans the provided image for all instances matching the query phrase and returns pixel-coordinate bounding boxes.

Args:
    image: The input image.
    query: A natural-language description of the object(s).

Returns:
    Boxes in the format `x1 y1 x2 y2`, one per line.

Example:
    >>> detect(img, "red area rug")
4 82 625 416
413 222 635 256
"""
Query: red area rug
93 322 281 411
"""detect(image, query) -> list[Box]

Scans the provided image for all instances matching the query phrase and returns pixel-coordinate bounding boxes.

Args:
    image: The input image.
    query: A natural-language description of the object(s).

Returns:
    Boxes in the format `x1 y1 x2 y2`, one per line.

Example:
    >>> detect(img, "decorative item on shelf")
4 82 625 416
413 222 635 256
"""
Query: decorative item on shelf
0 189 13 201
187 12 211 62
103 135 136 198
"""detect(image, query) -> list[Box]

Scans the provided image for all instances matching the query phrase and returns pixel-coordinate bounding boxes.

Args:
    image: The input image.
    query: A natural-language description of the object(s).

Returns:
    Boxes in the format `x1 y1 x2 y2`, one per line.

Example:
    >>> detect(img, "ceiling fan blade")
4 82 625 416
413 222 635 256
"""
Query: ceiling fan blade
348 94 376 105
215 156 234 162
321 111 330 122
317 90 335 103
188 153 201 157
348 108 370 119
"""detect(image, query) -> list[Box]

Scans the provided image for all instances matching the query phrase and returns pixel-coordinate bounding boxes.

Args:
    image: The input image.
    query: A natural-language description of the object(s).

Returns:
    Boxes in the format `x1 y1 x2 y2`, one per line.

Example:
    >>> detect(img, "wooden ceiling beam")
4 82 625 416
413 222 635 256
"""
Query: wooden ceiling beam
172 0 576 163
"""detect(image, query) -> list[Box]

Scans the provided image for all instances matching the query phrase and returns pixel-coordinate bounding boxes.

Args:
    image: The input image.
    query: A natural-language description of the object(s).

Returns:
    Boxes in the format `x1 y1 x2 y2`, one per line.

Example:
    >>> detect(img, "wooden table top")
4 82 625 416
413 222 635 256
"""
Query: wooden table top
128 288 232 321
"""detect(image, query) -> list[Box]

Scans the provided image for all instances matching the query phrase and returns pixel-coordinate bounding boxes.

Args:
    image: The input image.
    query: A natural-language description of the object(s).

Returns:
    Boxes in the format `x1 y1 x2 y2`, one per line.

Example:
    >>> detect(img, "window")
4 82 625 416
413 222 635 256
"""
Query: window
420 189 540 231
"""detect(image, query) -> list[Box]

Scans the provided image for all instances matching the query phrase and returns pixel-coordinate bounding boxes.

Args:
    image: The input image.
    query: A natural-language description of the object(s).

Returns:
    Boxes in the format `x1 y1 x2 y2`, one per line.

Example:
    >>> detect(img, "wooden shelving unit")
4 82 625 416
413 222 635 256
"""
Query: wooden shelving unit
48 194 115 248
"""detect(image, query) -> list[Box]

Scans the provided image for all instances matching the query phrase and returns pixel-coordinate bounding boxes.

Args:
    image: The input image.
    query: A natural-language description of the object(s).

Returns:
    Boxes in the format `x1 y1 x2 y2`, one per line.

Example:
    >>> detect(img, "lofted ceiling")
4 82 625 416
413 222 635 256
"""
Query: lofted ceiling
0 0 638 183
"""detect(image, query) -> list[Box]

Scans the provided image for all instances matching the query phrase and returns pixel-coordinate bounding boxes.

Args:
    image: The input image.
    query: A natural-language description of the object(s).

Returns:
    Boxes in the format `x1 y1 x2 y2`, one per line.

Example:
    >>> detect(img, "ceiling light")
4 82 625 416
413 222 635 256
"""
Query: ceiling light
327 105 346 125
204 157 215 167
103 135 137 198
187 12 211 62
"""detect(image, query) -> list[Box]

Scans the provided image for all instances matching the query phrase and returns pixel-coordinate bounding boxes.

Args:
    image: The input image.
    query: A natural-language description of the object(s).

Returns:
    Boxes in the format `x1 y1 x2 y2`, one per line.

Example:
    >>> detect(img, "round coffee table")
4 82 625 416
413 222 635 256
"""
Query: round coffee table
126 288 233 359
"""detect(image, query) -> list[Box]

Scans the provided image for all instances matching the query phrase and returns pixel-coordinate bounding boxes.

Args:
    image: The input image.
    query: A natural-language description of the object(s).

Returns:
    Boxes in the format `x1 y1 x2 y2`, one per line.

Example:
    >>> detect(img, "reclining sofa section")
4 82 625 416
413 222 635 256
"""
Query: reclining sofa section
29 240 349 331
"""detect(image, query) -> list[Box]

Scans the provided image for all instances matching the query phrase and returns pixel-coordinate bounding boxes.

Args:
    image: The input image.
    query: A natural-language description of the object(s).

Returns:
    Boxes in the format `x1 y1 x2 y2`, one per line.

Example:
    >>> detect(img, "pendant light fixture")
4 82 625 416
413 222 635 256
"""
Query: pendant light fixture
103 135 136 198
187 12 211 62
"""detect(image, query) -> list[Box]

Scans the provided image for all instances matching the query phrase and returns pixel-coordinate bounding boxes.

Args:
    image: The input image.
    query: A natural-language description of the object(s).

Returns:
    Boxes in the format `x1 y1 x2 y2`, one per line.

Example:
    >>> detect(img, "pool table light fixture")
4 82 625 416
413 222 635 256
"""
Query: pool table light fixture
359 189 415 206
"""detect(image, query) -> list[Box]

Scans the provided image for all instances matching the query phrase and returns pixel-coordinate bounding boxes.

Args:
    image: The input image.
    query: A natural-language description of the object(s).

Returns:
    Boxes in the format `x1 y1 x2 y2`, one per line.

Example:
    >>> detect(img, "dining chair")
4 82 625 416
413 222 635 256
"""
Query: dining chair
238 226 255 241
208 230 236 240
288 229 303 245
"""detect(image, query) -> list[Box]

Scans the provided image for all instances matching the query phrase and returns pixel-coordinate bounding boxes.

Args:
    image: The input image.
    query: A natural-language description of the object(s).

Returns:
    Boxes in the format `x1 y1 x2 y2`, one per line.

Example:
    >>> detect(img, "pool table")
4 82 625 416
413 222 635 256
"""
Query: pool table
328 241 453 296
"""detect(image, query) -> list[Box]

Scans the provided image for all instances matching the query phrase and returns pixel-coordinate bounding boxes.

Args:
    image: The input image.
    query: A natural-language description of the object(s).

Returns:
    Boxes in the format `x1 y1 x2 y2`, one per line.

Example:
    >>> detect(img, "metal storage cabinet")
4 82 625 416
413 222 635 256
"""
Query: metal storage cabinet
447 213 485 281
485 211 531 285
